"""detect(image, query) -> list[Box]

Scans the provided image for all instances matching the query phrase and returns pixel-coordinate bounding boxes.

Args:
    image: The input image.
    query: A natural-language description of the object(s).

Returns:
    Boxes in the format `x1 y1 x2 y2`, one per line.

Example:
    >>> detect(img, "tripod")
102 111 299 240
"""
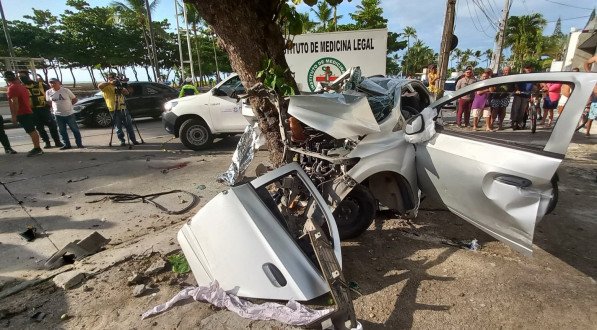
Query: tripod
108 92 145 148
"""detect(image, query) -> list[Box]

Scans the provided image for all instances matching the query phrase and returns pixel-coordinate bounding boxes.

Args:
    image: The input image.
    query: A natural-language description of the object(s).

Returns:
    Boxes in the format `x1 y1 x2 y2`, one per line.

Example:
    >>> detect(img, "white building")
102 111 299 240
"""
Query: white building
551 11 596 72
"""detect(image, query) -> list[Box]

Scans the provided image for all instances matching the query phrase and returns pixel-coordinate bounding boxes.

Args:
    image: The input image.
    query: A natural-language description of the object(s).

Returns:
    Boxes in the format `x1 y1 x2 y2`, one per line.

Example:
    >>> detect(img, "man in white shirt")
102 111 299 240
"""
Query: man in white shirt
45 78 84 149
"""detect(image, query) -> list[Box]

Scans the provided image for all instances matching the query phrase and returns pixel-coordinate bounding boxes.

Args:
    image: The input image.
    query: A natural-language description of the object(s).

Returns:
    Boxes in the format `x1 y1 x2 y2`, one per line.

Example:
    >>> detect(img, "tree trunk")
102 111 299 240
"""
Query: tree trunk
189 0 297 166
131 66 139 81
144 66 152 81
87 66 97 88
69 67 76 88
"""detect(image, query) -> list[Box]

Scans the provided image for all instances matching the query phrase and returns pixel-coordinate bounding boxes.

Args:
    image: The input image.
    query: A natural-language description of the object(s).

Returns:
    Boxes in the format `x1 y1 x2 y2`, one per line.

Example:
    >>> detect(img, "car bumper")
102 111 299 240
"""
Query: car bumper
162 111 178 136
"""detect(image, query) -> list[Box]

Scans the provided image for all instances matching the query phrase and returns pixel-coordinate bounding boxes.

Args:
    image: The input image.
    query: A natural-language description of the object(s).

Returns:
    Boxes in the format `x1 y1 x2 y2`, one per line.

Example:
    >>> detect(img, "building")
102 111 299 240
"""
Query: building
551 10 596 72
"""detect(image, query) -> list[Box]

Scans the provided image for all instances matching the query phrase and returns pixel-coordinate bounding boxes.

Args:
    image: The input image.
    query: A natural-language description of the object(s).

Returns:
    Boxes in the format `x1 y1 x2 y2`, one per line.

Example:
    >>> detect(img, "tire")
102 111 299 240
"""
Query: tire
531 108 537 134
94 110 112 128
333 184 376 240
179 118 213 151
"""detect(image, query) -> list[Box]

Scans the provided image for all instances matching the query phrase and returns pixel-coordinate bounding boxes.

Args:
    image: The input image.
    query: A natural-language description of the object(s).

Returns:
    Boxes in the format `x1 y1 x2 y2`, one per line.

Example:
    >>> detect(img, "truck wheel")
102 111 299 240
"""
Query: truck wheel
333 184 376 240
94 110 112 128
179 118 213 150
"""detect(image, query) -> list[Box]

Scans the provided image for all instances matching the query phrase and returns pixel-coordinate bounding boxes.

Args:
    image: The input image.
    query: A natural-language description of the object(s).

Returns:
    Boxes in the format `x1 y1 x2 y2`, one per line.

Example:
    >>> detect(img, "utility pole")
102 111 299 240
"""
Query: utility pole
0 0 15 61
490 0 511 73
174 0 185 82
182 4 196 82
145 0 159 81
437 0 457 98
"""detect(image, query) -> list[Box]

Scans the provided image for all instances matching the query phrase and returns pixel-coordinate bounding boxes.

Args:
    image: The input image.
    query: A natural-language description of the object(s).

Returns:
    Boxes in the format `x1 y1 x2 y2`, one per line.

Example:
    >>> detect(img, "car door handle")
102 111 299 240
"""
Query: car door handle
494 175 532 188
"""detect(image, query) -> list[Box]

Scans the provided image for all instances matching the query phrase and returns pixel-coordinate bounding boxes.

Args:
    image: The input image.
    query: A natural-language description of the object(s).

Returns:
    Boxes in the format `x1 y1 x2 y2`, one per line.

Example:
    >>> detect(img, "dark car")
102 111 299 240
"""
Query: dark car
74 82 179 127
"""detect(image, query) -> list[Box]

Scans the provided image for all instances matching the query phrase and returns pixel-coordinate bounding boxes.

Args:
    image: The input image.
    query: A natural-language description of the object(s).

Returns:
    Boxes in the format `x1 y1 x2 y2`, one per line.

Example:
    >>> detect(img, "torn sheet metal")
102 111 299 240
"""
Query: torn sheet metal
141 281 331 325
219 123 265 186
404 107 438 144
45 231 110 269
288 93 380 139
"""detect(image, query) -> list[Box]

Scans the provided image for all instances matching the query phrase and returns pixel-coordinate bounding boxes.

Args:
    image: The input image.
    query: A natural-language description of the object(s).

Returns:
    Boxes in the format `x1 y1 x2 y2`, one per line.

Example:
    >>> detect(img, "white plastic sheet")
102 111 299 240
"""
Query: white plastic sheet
141 280 331 325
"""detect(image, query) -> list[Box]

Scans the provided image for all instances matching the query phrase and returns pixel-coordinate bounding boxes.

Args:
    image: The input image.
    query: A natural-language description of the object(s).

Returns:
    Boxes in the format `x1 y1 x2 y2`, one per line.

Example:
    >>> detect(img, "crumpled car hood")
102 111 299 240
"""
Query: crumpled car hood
288 93 380 139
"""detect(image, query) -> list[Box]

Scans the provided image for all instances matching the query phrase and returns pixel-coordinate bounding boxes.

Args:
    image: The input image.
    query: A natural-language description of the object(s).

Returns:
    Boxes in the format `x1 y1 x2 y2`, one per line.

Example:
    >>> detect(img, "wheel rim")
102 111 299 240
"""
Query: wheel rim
186 125 209 146
96 111 112 127
335 197 360 228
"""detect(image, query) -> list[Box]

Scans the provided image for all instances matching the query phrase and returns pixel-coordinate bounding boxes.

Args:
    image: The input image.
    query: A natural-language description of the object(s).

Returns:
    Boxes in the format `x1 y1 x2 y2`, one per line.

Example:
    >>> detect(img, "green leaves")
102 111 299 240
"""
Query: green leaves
167 253 191 274
257 59 295 96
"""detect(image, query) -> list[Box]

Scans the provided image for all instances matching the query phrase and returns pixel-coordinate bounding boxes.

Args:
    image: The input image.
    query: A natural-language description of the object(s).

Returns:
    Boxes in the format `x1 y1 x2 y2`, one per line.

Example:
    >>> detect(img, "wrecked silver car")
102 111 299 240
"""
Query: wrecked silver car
281 69 595 255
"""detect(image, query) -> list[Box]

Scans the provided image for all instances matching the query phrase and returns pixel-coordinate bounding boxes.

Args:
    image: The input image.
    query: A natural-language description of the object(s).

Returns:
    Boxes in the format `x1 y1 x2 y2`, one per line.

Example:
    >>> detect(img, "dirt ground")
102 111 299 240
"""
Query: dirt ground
0 134 596 329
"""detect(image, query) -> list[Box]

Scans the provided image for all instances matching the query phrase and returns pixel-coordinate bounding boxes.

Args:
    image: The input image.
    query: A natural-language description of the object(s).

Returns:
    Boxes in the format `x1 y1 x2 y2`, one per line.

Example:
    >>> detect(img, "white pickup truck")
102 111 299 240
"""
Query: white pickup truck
162 74 250 150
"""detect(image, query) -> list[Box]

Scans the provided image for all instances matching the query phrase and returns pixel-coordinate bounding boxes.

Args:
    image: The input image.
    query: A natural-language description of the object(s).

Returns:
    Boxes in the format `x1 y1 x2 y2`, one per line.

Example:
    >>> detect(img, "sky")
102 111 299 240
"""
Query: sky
1 0 596 83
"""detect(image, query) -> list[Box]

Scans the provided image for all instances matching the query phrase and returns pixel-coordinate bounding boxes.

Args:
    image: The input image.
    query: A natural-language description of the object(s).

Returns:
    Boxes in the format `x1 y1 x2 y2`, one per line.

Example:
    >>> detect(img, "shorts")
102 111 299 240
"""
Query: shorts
557 95 568 107
589 102 597 120
17 113 36 133
543 97 559 110
472 108 490 118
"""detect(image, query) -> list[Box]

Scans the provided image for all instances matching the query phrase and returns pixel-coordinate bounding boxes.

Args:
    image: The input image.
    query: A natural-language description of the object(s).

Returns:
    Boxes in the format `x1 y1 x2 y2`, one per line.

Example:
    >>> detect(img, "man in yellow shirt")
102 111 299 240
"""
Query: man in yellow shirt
99 73 138 146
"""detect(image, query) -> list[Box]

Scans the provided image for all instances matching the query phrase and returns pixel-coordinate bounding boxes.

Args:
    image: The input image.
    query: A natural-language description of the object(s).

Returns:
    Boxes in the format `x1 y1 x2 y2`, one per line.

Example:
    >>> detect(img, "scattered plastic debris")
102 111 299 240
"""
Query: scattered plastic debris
141 281 330 325
44 231 110 269
444 238 480 251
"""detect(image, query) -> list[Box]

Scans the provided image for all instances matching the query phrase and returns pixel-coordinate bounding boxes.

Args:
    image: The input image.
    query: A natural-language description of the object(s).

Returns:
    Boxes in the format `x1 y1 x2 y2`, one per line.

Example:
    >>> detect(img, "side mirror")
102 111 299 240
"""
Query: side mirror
212 88 227 97
405 114 424 135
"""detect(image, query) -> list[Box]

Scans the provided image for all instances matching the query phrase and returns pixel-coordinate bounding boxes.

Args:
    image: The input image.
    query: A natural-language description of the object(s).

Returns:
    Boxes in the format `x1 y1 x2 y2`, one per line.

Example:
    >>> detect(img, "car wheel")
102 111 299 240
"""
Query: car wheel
333 184 376 240
94 110 112 128
179 118 213 151
546 172 559 214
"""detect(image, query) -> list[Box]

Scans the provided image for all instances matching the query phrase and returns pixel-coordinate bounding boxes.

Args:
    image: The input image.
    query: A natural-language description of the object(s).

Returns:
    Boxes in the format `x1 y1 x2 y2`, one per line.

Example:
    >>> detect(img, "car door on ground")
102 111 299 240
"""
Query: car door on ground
209 76 249 132
415 73 595 255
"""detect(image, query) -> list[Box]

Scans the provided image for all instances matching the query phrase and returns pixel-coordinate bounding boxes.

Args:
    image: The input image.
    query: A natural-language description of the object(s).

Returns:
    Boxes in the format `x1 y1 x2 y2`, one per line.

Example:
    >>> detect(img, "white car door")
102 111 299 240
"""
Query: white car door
208 75 249 132
415 72 595 255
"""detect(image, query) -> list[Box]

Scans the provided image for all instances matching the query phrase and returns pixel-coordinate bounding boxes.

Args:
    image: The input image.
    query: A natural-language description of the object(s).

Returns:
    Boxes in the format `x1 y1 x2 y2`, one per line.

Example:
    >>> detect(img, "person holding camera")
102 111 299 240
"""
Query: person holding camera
99 73 139 146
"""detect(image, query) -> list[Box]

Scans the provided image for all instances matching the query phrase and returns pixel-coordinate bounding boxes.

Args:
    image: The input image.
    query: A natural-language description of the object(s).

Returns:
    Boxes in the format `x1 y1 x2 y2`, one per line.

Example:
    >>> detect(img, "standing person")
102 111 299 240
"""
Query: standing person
471 71 492 131
179 77 199 97
4 71 43 156
45 78 83 149
540 82 561 128
455 66 477 127
489 66 512 130
0 120 17 154
427 64 439 99
510 64 534 130
585 83 597 138
18 71 63 149
99 73 139 146
557 83 573 115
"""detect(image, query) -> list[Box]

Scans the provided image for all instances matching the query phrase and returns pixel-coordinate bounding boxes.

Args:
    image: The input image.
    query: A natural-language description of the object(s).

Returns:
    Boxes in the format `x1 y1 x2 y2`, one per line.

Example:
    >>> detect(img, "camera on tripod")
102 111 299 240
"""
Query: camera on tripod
113 77 129 95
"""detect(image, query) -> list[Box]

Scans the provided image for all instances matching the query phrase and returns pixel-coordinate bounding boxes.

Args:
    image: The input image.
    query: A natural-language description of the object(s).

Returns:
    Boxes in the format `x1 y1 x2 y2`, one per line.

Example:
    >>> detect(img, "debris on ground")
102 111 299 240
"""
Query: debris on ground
45 231 110 269
147 161 190 174
444 238 480 251
141 280 331 325
127 273 144 286
67 176 89 183
144 260 167 276
53 271 85 290
30 311 46 322
133 284 147 297
85 190 199 215
18 227 37 242
196 184 206 191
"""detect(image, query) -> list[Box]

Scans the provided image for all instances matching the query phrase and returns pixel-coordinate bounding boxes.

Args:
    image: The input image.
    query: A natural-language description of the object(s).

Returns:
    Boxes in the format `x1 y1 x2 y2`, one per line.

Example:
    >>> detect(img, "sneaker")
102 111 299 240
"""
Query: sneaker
120 141 126 147
55 142 64 148
43 141 52 149
5 149 17 154
132 141 140 145
59 145 72 150
27 148 43 157
77 145 85 149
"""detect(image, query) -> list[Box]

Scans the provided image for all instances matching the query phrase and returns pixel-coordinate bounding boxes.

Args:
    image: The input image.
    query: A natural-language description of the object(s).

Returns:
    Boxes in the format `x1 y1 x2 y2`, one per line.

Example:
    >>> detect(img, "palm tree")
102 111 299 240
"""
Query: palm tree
402 40 434 76
504 14 547 71
483 49 493 68
181 3 204 86
402 26 417 76
298 12 317 33
110 0 161 81
311 1 333 31
350 0 387 29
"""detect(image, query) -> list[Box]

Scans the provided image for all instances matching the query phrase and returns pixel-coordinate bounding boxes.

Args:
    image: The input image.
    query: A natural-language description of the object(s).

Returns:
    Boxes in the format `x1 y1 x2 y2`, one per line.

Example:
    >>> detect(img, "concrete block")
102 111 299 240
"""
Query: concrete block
53 271 85 290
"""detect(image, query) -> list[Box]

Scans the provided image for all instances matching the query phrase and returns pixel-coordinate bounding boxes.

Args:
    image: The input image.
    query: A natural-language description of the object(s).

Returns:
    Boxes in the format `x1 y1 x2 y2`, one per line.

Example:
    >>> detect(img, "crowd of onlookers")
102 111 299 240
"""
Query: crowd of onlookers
426 55 597 137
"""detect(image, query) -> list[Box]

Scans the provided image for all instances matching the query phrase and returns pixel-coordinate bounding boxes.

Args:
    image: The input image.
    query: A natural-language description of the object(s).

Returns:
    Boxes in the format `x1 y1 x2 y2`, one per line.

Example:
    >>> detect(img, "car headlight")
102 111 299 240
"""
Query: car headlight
164 101 178 112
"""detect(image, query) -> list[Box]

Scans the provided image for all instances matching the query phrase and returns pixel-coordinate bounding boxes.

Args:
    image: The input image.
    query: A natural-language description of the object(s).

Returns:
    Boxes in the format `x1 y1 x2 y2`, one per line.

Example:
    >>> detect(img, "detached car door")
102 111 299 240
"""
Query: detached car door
415 72 595 255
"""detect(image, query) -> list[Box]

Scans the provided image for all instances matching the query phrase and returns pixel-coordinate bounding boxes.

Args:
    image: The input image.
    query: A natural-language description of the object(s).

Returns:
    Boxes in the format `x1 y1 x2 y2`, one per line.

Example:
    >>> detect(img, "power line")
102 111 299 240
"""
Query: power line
544 0 594 11
546 15 591 23
473 0 499 30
